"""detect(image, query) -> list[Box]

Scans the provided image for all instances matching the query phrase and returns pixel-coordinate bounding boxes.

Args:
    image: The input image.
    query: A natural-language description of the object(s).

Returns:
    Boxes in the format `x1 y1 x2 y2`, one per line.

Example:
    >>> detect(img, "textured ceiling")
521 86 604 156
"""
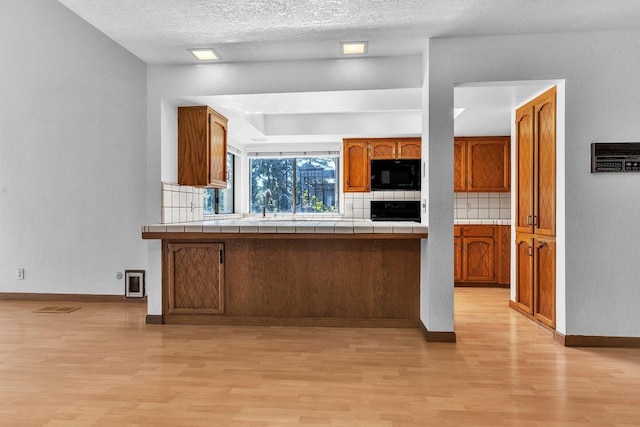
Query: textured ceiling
53 1 640 141
57 0 640 64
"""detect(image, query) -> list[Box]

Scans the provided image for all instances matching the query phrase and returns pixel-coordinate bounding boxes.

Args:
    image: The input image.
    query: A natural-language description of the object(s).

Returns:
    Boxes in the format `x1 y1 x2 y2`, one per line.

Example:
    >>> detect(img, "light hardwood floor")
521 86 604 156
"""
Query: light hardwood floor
1 288 639 426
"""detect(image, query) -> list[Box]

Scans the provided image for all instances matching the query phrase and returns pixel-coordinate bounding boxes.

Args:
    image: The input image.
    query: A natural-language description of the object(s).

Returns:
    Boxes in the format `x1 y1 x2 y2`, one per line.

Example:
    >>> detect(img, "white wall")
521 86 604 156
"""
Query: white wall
0 0 148 295
429 30 640 337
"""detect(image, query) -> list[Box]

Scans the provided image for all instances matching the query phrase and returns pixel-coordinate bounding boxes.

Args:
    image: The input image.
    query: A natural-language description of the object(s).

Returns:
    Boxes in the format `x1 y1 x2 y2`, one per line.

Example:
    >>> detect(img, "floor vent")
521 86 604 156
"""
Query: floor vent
33 306 81 314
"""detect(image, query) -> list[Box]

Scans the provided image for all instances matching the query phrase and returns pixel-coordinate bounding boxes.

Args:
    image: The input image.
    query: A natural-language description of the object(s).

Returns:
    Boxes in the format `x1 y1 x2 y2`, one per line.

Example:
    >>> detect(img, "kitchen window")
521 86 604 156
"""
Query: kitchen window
204 153 235 215
249 156 339 214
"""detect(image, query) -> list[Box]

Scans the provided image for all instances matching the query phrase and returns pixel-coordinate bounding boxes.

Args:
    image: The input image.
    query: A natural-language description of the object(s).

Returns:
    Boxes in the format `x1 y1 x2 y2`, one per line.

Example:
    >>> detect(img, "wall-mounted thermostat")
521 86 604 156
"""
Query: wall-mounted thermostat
125 270 145 298
591 142 640 173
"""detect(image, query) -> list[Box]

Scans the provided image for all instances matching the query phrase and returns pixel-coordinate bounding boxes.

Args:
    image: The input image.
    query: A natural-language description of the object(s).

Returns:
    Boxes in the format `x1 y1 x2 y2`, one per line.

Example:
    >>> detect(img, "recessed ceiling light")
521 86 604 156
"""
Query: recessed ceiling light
189 48 220 61
340 41 368 56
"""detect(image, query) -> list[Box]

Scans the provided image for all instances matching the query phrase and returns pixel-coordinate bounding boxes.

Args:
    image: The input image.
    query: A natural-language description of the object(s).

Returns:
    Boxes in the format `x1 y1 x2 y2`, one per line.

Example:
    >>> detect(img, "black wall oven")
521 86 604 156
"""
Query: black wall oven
370 200 421 222
370 159 421 191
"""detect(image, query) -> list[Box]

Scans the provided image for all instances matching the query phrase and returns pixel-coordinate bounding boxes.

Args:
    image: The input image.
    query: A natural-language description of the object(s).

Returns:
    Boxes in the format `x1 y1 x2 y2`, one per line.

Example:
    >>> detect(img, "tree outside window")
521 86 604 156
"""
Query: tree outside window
250 157 338 214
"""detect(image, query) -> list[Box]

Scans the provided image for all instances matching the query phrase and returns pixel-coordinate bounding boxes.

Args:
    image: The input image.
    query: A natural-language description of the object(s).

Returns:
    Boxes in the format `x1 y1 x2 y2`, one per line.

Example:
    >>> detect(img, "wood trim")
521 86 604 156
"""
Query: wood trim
0 293 145 303
146 315 164 324
143 232 428 241
419 321 457 343
510 301 640 348
454 282 509 288
163 314 418 328
553 331 566 346
509 298 554 335
562 335 640 348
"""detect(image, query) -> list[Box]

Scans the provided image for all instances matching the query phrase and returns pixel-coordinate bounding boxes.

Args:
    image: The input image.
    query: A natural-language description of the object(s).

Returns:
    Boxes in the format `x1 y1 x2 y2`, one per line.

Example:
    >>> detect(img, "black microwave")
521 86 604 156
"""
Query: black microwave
370 159 421 191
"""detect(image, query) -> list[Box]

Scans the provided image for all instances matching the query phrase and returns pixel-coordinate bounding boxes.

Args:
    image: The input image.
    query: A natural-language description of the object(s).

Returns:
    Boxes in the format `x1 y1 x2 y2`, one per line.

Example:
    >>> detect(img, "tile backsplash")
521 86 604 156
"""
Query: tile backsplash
454 192 511 220
161 182 204 224
343 191 421 219
160 184 509 222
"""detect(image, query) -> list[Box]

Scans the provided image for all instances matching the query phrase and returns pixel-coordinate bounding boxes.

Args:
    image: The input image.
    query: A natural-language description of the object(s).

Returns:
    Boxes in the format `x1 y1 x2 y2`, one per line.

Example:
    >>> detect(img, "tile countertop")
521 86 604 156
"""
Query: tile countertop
142 218 428 235
454 219 511 225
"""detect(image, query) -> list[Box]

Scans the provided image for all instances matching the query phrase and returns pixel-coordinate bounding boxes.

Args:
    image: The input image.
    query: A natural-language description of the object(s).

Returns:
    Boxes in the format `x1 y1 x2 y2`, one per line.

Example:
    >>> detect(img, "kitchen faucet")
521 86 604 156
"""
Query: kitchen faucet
262 189 272 217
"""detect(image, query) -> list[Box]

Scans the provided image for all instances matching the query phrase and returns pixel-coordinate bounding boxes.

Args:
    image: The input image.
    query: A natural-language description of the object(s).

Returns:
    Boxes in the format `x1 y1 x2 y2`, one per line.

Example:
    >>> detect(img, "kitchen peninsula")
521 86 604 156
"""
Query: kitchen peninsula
142 219 427 327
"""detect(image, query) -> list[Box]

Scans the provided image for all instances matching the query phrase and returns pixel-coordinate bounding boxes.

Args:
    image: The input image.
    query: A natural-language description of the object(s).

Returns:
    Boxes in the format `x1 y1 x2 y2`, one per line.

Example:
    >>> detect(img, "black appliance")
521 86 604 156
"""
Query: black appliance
591 142 640 172
370 200 421 222
370 159 421 191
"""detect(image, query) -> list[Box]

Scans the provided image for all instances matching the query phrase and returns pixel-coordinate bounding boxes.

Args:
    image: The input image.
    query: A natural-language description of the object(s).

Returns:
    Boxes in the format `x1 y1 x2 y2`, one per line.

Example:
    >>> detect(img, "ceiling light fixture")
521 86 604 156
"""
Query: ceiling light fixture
189 48 220 61
340 41 368 56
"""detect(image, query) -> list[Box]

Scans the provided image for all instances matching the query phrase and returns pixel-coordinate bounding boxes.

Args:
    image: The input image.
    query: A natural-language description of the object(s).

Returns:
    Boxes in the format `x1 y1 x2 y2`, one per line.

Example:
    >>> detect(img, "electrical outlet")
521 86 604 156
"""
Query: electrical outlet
17 269 24 280
346 203 353 212
466 202 472 213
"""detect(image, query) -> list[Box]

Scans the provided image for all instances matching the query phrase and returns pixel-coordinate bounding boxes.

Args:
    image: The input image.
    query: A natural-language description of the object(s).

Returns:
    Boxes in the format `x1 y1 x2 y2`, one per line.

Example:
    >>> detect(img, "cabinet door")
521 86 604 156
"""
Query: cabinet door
167 243 225 315
453 139 466 192
515 106 535 233
454 236 462 282
178 106 209 187
208 108 228 188
496 225 511 285
534 239 555 328
515 234 534 315
534 89 556 237
398 139 421 159
370 140 396 159
467 138 510 192
343 140 370 192
178 106 228 188
461 237 495 282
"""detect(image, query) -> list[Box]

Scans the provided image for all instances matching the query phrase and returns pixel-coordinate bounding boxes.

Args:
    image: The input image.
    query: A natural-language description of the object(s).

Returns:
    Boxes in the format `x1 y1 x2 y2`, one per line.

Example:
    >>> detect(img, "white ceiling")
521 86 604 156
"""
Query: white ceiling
58 0 640 65
55 0 640 143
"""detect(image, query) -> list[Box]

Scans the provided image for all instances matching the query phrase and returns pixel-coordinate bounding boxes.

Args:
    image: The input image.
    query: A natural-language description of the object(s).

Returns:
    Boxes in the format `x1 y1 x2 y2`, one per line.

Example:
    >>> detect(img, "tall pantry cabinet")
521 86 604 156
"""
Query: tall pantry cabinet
514 87 557 328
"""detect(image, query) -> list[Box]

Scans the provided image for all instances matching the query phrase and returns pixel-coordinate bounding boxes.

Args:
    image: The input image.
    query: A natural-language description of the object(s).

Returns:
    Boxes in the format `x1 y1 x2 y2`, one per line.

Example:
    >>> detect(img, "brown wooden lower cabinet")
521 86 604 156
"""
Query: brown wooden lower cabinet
514 233 556 328
161 236 422 327
454 225 510 286
166 242 225 314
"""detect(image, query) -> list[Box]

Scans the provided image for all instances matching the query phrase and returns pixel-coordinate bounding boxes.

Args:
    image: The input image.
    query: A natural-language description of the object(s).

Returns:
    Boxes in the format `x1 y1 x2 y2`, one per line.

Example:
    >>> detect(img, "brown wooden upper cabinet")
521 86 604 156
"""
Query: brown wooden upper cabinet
343 138 421 192
343 139 371 192
515 87 556 236
178 106 228 188
454 137 510 192
371 138 421 160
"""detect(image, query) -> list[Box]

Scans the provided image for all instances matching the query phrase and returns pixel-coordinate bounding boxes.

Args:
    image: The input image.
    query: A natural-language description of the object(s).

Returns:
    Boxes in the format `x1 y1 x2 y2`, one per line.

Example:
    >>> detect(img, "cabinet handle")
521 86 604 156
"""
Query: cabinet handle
537 241 547 249
398 146 402 157
526 215 532 225
533 215 538 226
526 245 533 257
